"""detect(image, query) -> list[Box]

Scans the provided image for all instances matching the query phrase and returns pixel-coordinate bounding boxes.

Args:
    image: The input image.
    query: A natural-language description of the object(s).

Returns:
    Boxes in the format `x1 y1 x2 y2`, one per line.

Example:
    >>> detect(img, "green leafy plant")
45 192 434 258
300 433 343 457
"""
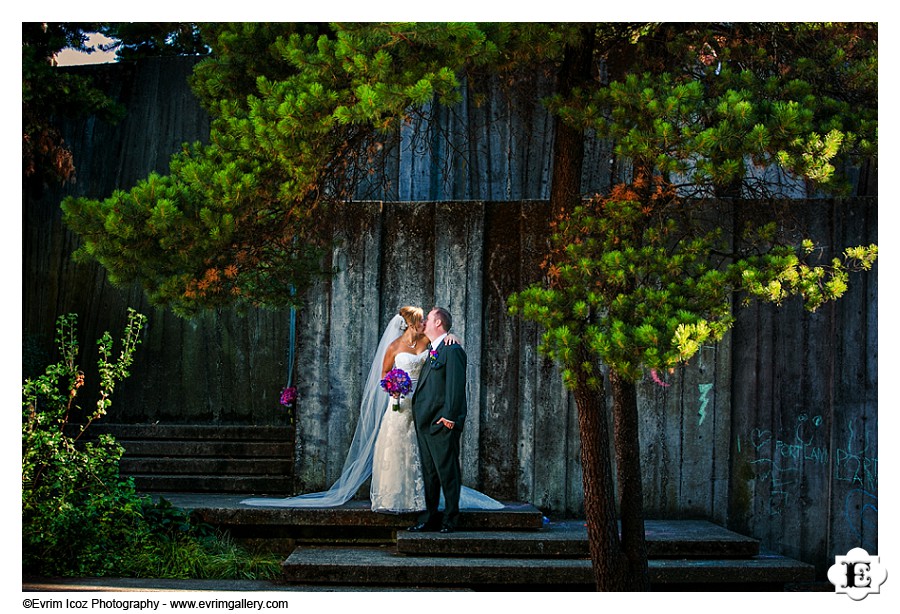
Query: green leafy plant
23 309 149 575
509 184 878 385
22 310 282 579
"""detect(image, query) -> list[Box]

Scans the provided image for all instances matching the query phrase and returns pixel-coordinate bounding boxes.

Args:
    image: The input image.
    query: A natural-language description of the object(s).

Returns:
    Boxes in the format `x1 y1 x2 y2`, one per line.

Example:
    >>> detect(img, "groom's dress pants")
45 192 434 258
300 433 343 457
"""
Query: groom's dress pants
417 427 462 529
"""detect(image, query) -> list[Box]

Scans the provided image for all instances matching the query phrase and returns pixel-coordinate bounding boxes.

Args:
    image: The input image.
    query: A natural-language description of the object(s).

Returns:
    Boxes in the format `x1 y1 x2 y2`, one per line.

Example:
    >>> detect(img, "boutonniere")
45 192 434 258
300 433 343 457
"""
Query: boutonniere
429 349 439 363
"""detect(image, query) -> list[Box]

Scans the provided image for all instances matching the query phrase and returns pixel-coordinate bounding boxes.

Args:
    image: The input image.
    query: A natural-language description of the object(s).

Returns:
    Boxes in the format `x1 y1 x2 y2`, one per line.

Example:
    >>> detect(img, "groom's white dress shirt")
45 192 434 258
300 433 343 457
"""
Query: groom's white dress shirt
431 333 448 350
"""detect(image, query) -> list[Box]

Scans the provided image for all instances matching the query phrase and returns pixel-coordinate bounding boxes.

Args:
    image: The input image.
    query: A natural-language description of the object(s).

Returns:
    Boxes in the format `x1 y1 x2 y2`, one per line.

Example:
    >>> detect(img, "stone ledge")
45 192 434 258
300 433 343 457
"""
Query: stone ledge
396 519 760 558
73 423 294 441
282 545 815 588
161 494 543 532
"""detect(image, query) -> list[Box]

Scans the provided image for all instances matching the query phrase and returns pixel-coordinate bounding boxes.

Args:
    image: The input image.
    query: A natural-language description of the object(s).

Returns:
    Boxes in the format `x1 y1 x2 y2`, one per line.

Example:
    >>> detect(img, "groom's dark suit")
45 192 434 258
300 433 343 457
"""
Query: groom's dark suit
411 339 467 530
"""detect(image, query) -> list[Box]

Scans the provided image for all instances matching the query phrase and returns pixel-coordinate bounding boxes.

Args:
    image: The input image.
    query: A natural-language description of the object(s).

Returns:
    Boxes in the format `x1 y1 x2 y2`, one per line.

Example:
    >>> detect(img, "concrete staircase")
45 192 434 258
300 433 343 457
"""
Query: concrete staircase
162 494 816 591
282 521 815 590
79 424 294 495
71 426 818 590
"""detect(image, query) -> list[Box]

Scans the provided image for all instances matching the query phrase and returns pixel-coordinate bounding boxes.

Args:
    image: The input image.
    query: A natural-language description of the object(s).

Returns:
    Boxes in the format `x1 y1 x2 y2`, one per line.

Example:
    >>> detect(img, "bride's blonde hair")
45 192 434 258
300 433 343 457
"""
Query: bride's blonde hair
398 306 423 331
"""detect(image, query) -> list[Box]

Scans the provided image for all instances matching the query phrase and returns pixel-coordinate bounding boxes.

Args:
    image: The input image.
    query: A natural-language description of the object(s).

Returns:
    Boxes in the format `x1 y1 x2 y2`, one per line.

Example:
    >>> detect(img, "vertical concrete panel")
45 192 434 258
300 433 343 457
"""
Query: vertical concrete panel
829 198 879 565
433 201 486 486
678 346 722 516
326 211 366 484
294 270 331 491
710 335 733 525
379 202 435 315
638 379 675 513
479 202 522 499
517 201 575 512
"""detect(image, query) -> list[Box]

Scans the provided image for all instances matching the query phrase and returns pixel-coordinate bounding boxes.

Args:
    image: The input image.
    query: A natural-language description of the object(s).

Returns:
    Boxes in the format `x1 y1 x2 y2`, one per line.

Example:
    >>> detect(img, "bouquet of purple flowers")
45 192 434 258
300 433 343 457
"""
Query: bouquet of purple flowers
380 368 412 412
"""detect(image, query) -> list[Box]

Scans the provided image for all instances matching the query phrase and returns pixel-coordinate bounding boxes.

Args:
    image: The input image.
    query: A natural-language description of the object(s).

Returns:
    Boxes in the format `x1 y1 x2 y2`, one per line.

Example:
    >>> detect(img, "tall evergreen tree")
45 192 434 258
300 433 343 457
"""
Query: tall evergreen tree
510 21 877 590
63 23 502 315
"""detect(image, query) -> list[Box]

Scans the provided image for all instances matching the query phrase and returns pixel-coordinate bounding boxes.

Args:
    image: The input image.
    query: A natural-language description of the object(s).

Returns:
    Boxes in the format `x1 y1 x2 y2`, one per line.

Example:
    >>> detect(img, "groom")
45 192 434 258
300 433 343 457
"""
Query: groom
408 306 466 533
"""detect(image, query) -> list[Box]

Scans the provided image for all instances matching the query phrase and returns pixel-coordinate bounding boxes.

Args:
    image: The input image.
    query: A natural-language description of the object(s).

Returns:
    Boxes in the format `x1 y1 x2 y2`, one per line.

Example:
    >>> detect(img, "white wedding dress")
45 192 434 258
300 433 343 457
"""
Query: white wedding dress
370 350 428 512
240 314 504 511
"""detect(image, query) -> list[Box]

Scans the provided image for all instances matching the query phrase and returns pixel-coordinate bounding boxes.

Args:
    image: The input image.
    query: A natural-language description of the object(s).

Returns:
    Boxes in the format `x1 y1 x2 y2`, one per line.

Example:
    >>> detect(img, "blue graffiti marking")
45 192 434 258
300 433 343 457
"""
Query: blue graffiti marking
698 383 713 426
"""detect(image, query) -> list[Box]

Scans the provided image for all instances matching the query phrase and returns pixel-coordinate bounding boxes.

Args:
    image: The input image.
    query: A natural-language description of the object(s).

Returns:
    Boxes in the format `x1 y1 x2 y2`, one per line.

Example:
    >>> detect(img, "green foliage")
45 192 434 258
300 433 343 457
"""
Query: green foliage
510 23 877 387
61 23 876 318
22 311 281 579
558 23 876 196
509 187 877 385
23 310 149 575
62 23 506 316
123 525 282 581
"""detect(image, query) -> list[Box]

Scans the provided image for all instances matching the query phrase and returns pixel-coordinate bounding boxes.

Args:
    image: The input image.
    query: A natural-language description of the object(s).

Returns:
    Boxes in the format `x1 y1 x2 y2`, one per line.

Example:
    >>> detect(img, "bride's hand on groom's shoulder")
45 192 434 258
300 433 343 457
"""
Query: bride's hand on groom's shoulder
445 334 462 346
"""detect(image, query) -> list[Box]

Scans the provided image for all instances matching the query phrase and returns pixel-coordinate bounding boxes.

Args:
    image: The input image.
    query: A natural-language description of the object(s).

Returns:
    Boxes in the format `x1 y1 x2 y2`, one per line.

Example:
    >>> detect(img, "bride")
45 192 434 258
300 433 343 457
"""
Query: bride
241 306 503 512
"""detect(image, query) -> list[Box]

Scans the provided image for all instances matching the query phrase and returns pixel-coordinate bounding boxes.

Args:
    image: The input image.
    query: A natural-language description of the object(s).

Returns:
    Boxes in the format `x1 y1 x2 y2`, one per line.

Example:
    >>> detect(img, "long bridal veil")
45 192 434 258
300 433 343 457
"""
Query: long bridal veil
241 314 405 508
241 313 504 510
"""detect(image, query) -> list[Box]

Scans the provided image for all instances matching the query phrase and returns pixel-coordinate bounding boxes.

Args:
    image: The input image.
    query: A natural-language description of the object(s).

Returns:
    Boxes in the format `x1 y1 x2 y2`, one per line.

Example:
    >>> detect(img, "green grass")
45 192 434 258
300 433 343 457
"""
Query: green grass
122 531 283 580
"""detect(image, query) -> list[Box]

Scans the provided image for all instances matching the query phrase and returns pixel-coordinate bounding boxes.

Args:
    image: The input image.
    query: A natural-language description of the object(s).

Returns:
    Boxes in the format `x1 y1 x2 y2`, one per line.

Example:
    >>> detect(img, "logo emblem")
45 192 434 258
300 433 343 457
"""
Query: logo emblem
827 547 887 600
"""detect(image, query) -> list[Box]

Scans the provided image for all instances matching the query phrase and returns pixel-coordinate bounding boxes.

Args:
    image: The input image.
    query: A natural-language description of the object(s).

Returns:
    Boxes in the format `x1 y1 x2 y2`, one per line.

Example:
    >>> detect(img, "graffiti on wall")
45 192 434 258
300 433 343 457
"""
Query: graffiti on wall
738 414 878 518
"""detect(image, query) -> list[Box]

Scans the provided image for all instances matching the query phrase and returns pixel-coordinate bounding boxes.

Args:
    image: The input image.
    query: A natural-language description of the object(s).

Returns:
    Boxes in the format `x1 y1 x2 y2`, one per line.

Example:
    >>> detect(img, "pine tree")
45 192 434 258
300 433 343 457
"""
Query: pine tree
63 23 501 316
510 22 877 590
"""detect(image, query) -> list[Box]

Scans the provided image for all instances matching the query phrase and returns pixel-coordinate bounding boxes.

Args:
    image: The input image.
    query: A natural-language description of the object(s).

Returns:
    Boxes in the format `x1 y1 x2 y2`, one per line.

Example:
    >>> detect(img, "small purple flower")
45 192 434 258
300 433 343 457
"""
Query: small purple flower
429 349 439 363
280 386 298 406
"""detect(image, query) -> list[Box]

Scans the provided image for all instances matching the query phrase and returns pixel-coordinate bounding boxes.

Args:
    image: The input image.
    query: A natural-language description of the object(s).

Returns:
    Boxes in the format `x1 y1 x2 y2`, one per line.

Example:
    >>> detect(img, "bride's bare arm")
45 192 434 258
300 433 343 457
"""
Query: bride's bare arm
381 341 399 378
445 333 462 347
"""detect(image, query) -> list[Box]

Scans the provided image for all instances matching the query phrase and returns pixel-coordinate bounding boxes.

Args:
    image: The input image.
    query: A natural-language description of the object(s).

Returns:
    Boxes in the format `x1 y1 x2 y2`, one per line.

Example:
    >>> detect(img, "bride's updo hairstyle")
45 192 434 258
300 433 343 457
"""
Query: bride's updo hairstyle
398 306 423 331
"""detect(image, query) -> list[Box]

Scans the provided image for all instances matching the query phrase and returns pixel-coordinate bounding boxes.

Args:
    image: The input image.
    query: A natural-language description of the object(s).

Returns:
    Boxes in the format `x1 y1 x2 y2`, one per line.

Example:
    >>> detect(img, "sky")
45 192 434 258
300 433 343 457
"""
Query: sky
55 31 117 66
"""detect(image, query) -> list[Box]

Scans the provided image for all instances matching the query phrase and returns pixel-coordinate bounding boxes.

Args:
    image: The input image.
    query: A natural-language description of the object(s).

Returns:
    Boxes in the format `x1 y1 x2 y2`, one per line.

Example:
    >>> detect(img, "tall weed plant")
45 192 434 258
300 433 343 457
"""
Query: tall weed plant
22 310 281 580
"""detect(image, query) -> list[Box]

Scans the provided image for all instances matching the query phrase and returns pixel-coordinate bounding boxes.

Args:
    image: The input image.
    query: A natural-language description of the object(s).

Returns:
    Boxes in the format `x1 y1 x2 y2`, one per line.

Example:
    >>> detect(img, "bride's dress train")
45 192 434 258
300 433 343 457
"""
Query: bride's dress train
241 314 503 511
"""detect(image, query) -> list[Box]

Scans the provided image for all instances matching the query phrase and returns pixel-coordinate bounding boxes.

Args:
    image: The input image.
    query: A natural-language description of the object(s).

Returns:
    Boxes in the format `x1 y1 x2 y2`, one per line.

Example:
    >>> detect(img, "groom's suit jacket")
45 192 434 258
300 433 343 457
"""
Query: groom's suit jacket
412 340 467 435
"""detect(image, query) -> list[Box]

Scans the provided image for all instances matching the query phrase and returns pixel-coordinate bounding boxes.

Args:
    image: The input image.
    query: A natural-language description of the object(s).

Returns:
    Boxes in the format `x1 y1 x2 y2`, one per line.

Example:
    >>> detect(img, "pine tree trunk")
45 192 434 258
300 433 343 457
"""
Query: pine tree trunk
549 23 595 218
548 24 631 591
610 371 651 590
572 365 628 591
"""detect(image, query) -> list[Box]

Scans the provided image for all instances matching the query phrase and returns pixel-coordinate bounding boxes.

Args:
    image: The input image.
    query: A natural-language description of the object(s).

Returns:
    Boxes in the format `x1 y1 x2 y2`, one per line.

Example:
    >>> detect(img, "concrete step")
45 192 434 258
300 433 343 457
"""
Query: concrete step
79 424 294 441
281 545 815 590
74 424 295 495
159 494 543 547
395 519 760 559
135 475 294 494
120 457 292 475
117 440 294 457
158 494 813 590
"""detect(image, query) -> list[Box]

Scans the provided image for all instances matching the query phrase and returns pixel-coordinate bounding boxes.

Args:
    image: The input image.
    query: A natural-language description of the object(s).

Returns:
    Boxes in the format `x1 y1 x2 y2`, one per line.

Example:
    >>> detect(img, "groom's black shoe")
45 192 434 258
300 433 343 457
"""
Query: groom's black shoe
439 525 454 534
407 522 435 532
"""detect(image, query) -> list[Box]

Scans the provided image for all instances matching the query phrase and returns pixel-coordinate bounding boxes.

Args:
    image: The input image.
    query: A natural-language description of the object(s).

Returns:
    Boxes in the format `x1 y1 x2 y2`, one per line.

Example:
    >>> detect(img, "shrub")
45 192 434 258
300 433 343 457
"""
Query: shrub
22 310 281 579
23 310 148 575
